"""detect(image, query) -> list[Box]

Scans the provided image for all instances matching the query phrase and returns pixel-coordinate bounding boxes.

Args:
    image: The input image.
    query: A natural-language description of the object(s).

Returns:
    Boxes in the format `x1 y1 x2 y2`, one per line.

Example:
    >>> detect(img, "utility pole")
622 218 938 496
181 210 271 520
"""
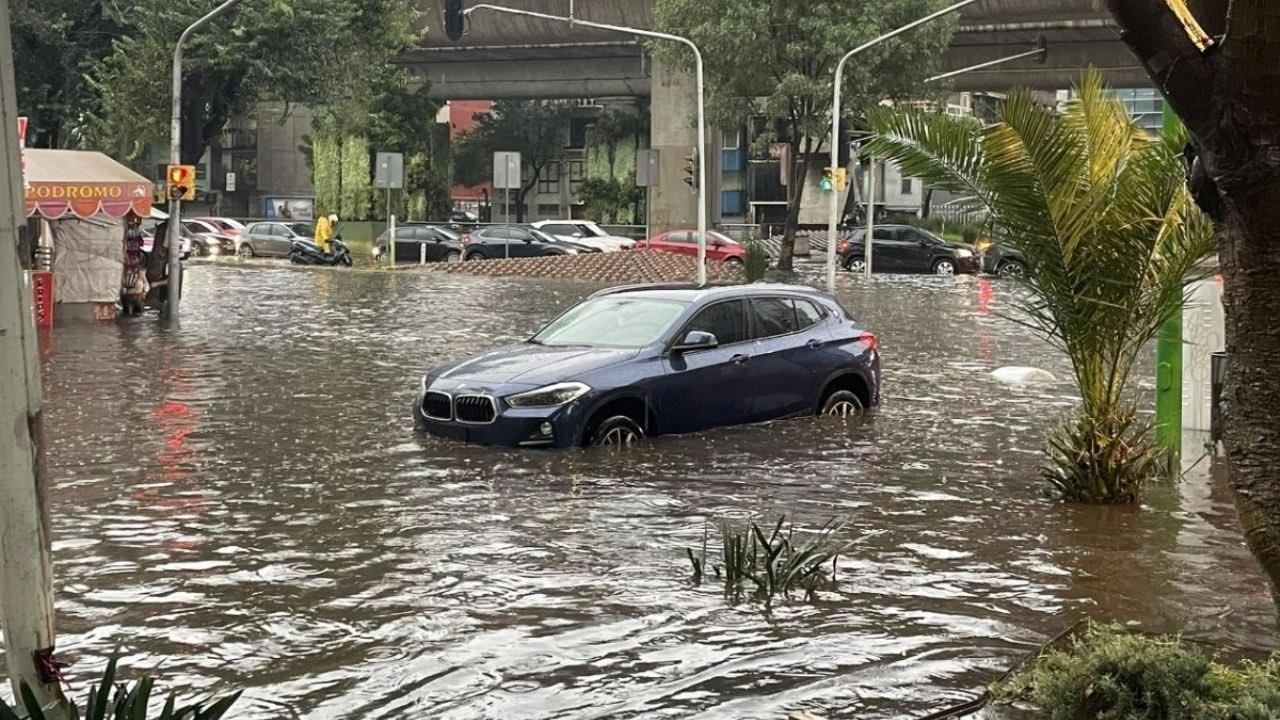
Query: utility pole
826 0 978 292
165 0 243 323
0 0 71 714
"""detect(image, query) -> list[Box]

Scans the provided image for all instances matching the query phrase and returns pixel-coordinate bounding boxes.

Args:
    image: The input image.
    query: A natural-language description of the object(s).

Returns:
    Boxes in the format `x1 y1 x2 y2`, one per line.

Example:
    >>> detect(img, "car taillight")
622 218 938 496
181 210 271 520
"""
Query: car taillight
837 241 850 254
857 331 878 351
461 234 471 245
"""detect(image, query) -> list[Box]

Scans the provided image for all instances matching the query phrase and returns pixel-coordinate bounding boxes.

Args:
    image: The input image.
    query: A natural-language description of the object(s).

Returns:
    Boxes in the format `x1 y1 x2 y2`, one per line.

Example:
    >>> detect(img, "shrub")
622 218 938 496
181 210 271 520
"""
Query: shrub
993 622 1280 719
743 234 770 282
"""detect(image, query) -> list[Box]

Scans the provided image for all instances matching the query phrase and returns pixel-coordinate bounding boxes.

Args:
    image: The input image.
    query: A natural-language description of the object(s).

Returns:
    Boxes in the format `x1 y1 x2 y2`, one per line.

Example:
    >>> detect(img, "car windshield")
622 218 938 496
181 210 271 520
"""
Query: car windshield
579 222 608 238
710 231 739 245
530 228 560 243
532 297 689 349
435 227 460 241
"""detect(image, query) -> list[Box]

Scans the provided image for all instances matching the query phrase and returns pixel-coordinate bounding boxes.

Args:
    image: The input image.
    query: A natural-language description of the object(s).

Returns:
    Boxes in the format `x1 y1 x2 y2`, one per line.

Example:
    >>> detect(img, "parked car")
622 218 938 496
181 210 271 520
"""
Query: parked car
464 226 582 261
837 225 978 275
239 221 314 258
637 229 749 264
179 219 236 257
981 242 1027 278
532 220 636 252
414 283 880 448
375 223 467 263
140 219 191 259
194 217 245 237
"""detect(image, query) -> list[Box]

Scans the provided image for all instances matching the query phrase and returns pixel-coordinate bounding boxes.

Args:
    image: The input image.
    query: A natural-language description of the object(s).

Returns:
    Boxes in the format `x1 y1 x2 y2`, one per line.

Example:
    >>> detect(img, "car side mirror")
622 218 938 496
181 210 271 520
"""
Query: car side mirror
524 237 533 243
573 232 583 238
674 331 718 353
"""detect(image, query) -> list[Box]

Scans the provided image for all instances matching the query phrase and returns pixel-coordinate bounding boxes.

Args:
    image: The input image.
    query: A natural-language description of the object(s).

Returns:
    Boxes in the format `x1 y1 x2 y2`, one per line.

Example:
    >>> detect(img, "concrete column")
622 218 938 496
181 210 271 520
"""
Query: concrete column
647 56 700 233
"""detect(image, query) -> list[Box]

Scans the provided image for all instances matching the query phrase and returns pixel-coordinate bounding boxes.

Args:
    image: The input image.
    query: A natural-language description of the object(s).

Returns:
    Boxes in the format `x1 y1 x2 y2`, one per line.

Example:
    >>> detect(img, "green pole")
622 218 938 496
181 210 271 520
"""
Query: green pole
1155 101 1183 460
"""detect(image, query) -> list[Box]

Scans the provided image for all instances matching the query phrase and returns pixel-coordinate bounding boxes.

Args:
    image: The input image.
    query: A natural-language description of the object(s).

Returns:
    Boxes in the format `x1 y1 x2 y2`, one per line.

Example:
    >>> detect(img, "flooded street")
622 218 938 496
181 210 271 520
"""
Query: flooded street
31 264 1277 719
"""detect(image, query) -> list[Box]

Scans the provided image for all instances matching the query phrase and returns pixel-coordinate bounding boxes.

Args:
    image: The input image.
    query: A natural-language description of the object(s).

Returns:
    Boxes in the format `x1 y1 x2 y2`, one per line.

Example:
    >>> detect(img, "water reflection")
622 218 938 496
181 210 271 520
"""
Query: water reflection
16 265 1276 718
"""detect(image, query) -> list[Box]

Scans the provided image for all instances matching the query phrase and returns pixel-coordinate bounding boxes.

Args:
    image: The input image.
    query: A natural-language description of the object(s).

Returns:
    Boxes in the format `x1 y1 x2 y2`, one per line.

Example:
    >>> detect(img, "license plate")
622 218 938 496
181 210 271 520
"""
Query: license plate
434 425 468 442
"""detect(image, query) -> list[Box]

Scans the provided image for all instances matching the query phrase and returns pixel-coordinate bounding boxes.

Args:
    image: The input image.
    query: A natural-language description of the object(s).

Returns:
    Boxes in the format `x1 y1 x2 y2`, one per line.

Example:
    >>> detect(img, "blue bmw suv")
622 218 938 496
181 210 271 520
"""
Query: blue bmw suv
414 283 881 448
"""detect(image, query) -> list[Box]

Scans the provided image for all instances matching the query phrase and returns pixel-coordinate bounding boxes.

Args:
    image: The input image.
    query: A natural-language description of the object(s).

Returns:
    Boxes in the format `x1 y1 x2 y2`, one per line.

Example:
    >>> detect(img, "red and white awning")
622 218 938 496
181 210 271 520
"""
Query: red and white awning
23 149 153 220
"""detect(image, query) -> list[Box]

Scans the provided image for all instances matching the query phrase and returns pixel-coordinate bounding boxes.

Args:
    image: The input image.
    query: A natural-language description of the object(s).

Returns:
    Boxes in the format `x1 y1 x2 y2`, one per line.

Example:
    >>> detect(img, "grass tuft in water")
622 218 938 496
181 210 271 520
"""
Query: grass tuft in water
687 515 851 605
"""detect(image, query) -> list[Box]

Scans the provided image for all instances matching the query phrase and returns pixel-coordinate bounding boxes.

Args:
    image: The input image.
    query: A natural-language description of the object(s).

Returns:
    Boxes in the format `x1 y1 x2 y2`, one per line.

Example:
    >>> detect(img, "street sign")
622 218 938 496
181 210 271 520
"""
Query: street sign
493 151 521 190
636 149 660 187
225 172 236 192
374 152 404 189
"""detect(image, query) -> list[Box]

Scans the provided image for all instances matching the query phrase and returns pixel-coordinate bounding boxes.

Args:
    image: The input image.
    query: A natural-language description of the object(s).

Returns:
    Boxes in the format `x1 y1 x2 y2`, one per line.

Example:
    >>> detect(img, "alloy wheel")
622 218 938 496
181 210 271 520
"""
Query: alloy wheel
934 260 956 276
826 400 863 417
848 259 867 274
602 426 640 447
998 261 1026 279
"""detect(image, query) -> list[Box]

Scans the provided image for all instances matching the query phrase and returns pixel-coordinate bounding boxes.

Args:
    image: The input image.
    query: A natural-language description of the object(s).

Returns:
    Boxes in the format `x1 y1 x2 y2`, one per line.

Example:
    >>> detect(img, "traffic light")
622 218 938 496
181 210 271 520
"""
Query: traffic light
683 150 698 192
837 118 852 167
166 164 196 201
820 167 834 192
444 0 465 41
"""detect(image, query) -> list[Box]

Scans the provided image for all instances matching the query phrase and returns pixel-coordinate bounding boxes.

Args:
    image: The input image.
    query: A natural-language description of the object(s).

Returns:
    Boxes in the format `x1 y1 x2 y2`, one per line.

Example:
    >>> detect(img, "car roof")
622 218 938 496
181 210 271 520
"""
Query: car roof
590 282 834 303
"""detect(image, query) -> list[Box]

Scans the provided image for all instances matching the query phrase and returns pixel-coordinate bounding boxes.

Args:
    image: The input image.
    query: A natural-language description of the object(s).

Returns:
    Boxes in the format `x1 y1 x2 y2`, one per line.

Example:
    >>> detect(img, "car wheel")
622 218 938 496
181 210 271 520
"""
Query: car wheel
444 250 462 263
464 251 486 262
933 259 956 276
196 243 210 257
590 415 646 448
724 256 743 265
237 243 255 258
997 260 1027 279
820 390 865 418
847 258 868 274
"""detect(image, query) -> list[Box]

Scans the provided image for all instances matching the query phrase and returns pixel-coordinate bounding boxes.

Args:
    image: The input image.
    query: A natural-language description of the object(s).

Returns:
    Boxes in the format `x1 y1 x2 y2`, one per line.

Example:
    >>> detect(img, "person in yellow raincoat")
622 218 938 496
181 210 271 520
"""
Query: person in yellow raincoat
314 213 337 255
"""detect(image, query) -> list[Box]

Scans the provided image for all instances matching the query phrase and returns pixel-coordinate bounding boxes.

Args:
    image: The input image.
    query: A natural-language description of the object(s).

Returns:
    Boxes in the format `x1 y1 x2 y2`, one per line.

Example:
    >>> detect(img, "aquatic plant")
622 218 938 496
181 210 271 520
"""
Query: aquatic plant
1 652 240 720
864 69 1215 504
993 621 1280 719
687 516 850 604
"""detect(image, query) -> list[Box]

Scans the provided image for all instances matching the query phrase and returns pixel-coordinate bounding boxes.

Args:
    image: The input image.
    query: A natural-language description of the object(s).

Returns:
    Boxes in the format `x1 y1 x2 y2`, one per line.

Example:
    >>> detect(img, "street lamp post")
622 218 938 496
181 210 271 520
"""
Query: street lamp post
826 0 979 292
165 0 243 322
464 4 709 284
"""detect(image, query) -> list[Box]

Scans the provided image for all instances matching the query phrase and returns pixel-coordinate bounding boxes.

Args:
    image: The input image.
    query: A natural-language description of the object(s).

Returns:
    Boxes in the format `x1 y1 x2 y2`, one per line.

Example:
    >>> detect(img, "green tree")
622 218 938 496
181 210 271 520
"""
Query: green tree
864 71 1215 503
1105 0 1280 609
453 101 574 223
88 0 419 163
654 0 955 271
12 0 122 148
366 81 450 220
579 177 641 224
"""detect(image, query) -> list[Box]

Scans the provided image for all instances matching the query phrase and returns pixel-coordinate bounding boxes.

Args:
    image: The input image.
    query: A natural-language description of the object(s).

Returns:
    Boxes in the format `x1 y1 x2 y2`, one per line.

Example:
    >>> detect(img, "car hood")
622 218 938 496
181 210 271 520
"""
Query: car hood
432 344 638 388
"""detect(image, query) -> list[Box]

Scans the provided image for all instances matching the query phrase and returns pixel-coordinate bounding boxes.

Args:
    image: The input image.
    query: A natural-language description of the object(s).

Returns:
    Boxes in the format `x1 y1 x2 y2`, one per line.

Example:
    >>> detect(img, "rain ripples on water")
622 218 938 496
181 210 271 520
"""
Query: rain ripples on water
22 264 1277 718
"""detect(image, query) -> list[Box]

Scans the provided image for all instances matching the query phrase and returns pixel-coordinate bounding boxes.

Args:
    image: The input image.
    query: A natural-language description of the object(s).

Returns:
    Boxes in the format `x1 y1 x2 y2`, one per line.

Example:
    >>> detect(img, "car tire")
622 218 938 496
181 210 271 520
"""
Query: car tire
589 415 646 448
464 250 486 262
444 250 462 263
847 258 868 274
933 259 956 276
724 256 743 265
237 243 255 258
997 260 1027 279
820 390 865 418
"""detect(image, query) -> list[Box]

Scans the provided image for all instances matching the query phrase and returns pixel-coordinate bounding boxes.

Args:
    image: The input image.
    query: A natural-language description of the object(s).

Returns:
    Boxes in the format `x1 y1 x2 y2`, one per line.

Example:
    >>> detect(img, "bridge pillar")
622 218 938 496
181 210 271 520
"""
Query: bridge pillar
647 57 705 234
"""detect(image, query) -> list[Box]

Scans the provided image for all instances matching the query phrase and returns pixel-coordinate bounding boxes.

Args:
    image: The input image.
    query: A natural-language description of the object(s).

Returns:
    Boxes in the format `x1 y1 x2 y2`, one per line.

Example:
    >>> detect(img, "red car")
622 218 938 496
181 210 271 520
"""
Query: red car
194 216 246 237
637 229 747 264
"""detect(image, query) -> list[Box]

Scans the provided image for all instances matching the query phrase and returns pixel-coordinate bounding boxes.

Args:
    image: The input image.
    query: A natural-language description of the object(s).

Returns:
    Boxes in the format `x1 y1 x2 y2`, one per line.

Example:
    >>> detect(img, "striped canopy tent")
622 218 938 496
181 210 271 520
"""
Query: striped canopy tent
23 149 152 220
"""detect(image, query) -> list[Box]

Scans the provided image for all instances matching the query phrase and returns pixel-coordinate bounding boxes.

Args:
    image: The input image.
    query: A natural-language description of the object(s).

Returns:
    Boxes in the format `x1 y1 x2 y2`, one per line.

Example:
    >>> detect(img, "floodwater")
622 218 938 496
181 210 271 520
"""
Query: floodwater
16 264 1278 718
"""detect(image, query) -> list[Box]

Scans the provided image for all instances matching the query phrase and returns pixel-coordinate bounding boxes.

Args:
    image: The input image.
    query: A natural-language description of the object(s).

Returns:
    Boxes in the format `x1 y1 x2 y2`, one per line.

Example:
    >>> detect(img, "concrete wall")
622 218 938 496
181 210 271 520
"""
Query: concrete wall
255 103 315 213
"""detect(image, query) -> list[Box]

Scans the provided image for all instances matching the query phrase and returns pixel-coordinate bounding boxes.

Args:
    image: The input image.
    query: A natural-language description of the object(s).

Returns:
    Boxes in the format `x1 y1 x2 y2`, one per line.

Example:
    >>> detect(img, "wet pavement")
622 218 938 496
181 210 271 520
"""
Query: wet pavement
20 264 1278 718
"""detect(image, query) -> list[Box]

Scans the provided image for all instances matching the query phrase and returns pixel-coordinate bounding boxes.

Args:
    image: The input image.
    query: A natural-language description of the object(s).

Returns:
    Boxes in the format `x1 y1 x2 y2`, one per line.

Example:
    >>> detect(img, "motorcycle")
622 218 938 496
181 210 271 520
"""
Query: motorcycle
289 235 354 267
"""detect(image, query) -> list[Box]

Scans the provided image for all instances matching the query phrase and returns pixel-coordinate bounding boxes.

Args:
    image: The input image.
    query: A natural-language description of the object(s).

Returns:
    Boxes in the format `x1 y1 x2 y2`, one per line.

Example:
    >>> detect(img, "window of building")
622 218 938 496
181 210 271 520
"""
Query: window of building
538 204 561 216
722 190 745 216
569 161 585 194
539 163 561 195
569 117 591 149
901 178 913 195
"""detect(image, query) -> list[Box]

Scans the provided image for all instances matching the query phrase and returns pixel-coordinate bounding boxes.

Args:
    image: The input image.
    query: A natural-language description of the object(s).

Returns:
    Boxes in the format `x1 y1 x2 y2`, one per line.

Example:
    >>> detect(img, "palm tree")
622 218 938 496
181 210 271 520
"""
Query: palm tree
864 70 1215 503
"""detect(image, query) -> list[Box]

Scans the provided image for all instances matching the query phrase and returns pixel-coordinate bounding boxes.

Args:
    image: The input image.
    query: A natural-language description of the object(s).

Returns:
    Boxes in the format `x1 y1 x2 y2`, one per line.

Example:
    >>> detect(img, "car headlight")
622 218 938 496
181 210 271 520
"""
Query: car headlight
505 382 591 408
955 249 973 258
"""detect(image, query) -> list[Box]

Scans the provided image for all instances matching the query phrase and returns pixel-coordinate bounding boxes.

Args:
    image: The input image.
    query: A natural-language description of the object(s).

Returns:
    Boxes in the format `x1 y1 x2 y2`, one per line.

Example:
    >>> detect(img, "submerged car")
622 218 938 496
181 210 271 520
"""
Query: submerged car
532 220 636 252
414 283 881 448
838 225 978 275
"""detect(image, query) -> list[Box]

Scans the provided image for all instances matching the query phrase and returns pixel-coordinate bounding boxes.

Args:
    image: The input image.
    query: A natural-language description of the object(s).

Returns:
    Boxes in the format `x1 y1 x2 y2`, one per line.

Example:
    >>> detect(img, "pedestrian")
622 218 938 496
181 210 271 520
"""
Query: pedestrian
314 213 337 256
121 216 148 315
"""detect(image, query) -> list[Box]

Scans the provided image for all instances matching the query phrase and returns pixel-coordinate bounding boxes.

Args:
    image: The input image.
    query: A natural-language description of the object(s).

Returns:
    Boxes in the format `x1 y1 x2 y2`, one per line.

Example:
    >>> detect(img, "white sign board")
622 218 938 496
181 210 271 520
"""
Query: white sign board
225 172 236 192
375 152 404 189
493 151 521 190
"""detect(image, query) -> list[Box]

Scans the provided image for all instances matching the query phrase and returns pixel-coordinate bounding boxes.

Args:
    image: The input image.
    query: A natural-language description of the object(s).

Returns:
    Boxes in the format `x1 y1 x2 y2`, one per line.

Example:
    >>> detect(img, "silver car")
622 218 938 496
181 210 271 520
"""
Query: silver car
239 221 314 258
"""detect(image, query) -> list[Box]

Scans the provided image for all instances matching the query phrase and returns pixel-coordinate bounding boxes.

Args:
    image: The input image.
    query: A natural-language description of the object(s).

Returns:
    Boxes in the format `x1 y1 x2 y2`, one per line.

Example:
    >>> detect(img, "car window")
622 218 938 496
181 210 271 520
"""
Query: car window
543 224 575 235
795 300 825 329
533 297 689 349
511 228 534 242
670 232 693 244
288 223 313 237
710 231 739 245
684 299 748 345
751 298 800 339
483 228 508 240
872 228 893 242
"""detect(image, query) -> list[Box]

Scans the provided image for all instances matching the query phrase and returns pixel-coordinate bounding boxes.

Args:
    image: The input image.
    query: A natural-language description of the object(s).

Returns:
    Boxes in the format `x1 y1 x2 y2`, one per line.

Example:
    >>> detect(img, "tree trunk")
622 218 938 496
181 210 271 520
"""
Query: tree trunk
778 139 806 272
1107 0 1280 608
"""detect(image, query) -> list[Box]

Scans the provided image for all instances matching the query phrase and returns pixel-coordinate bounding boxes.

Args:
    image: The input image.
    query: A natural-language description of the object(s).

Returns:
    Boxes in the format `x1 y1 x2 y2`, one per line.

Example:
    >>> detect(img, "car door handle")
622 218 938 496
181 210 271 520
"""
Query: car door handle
731 354 750 365
806 339 823 350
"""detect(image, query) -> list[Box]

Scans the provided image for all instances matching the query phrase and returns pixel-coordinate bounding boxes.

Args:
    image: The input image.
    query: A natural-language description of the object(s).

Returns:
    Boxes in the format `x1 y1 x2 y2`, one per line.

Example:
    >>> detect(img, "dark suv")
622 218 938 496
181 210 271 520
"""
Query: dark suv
839 225 978 275
981 243 1027 278
414 283 881 448
376 223 466 263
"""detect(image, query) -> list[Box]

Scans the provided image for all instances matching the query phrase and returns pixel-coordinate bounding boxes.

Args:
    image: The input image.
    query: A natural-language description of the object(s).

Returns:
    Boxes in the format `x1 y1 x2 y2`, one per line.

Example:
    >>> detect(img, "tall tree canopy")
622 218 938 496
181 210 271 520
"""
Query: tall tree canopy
84 0 419 163
654 0 956 270
453 101 574 223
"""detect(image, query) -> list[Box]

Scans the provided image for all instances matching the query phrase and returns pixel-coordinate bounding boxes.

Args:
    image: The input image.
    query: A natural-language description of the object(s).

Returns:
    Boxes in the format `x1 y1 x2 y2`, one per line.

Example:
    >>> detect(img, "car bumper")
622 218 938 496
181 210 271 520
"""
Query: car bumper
412 391 591 448
955 255 980 274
